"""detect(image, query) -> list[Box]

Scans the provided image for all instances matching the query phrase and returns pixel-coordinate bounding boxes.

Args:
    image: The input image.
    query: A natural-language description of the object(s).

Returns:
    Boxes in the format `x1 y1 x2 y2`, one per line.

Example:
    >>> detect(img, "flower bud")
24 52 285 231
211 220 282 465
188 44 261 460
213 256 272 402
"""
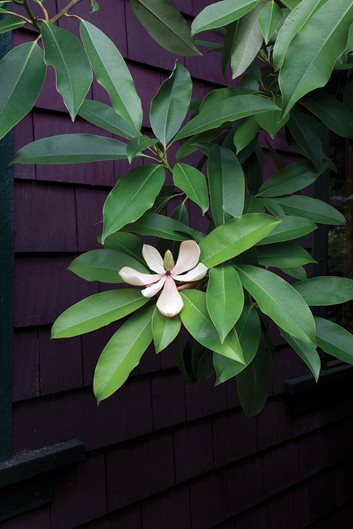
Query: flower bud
163 250 175 271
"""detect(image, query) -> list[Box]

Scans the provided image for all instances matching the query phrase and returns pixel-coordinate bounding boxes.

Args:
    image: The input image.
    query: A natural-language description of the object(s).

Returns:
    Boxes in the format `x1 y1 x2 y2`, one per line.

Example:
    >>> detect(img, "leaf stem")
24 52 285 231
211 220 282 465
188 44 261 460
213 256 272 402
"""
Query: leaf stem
22 0 40 29
49 0 83 23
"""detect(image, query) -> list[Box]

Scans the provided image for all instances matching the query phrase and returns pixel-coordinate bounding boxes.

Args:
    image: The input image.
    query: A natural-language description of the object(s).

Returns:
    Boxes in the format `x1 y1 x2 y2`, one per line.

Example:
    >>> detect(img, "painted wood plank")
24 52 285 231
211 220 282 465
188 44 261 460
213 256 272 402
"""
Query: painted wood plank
106 431 175 511
38 327 83 395
14 255 98 327
13 328 40 402
141 485 191 529
190 470 228 529
14 114 35 180
174 420 213 482
15 182 78 252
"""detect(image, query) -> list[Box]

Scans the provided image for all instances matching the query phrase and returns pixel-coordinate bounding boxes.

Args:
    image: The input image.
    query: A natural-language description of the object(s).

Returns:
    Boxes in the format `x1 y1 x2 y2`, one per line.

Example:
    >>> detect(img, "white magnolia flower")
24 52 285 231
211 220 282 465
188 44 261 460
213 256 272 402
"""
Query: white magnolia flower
119 240 208 317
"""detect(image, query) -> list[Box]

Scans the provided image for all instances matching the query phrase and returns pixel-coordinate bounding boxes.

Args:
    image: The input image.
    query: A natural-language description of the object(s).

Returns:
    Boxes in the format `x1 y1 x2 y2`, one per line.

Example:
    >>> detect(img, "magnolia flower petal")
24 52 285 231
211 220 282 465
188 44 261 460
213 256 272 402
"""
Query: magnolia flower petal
141 276 166 298
142 244 165 273
119 267 162 286
173 263 208 282
156 277 184 318
171 240 201 276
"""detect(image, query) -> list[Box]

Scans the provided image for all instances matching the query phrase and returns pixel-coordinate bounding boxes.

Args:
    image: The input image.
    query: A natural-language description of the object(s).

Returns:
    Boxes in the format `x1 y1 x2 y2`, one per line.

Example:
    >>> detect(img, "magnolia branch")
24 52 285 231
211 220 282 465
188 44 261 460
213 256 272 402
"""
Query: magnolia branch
49 0 83 23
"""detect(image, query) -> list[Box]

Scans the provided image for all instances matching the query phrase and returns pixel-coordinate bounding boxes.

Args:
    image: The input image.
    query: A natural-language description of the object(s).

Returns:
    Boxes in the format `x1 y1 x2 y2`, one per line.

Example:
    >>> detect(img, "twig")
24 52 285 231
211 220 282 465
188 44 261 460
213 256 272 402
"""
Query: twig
49 0 83 24
22 0 40 29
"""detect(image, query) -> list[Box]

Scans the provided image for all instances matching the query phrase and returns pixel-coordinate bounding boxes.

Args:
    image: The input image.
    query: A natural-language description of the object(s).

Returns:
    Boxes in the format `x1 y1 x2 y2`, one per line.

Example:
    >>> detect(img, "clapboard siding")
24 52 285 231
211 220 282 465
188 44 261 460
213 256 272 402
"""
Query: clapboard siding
9 1 353 527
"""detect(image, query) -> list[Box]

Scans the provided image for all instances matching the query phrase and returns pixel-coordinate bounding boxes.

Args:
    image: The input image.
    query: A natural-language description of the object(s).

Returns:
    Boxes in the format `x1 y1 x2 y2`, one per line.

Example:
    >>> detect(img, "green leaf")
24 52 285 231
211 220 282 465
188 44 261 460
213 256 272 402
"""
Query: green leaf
230 1 265 79
150 63 192 146
175 95 280 140
78 99 136 139
200 87 255 112
199 213 280 268
315 316 353 365
206 265 244 343
257 242 315 268
52 289 149 338
102 232 144 261
208 146 245 225
233 117 259 153
213 305 260 384
275 196 346 225
80 20 142 132
237 264 316 345
173 163 209 214
259 1 282 43
273 0 324 71
237 338 270 416
68 249 148 283
14 134 127 164
180 290 244 362
280 266 307 281
281 330 321 381
191 0 260 35
130 0 200 56
257 161 319 197
126 135 158 162
0 17 25 33
102 165 165 242
294 276 353 306
90 0 100 12
42 23 92 121
279 0 353 115
258 215 317 245
255 96 289 138
286 107 325 167
0 42 46 141
123 212 202 242
94 305 154 402
301 93 353 139
152 308 181 353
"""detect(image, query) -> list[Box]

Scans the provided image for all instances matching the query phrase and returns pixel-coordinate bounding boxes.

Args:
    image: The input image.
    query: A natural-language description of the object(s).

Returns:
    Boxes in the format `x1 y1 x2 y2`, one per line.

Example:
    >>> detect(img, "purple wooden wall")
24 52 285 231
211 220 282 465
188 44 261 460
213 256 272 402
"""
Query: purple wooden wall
7 1 353 527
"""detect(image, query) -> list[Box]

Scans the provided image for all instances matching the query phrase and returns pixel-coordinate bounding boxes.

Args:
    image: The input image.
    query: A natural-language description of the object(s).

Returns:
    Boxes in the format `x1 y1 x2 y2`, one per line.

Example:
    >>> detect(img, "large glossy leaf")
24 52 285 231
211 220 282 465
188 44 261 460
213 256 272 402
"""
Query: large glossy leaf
206 265 244 343
80 20 142 132
279 0 353 115
259 0 282 43
14 134 127 164
191 0 260 35
257 242 315 268
174 95 279 140
294 276 353 306
102 165 165 242
238 264 316 345
42 23 92 120
150 63 192 146
281 330 321 381
258 215 317 245
199 213 280 268
301 93 353 139
130 0 200 56
230 1 264 79
276 196 346 225
126 135 158 162
68 249 148 283
0 42 46 140
123 212 202 241
102 232 144 261
78 99 136 139
152 308 181 353
273 0 324 71
237 338 270 416
0 17 25 33
213 305 260 384
51 289 149 338
257 161 319 197
286 107 325 168
255 96 289 138
94 305 154 402
173 163 209 214
208 146 245 225
315 316 353 365
180 290 244 362
233 117 259 153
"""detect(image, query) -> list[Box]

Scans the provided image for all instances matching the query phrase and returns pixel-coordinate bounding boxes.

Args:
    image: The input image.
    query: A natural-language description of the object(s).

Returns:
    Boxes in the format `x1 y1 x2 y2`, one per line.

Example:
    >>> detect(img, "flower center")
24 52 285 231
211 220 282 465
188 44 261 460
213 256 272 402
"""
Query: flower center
163 250 175 272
